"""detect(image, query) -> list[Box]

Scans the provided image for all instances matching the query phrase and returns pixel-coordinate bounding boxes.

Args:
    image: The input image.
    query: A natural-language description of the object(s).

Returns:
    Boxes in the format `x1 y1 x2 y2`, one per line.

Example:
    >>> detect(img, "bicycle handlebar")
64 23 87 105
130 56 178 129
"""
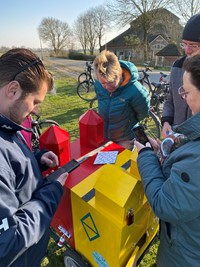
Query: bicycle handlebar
145 67 152 72
86 61 93 66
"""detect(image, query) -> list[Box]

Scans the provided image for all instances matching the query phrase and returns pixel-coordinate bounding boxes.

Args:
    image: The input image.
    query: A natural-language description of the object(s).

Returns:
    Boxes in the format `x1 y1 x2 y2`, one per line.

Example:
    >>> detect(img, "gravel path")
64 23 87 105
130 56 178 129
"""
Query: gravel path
46 58 85 80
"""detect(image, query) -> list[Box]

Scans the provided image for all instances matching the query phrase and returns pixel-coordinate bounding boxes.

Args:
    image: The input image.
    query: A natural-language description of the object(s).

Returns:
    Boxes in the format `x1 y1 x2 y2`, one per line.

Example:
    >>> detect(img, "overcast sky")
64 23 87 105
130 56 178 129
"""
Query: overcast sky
0 0 127 49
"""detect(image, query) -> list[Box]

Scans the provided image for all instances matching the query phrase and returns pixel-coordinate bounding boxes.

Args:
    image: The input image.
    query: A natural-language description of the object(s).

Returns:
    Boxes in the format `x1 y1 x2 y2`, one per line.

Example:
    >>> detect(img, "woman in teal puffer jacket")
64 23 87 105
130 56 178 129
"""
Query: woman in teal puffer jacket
94 50 150 150
134 54 200 266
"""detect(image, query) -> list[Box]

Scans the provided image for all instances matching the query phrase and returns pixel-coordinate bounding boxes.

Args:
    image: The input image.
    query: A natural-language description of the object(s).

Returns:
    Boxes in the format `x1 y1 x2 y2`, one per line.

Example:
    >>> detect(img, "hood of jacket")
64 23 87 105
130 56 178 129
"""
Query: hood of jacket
119 60 139 83
173 112 200 141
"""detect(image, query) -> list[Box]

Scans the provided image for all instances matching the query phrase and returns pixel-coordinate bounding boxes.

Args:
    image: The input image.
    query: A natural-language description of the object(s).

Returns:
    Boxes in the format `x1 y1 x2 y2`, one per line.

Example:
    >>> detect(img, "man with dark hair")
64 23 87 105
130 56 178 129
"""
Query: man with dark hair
161 14 200 137
0 48 68 267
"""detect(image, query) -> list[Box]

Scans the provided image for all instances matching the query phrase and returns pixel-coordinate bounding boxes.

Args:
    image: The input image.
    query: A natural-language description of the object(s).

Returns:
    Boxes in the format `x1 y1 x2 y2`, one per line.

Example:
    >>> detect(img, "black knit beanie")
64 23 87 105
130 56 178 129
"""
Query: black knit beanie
182 13 200 42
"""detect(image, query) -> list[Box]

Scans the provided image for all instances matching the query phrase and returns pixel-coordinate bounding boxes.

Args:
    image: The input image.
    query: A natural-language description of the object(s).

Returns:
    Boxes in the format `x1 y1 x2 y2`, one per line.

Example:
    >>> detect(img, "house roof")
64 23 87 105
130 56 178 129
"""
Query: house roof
106 28 133 46
156 43 182 56
101 7 183 57
148 34 168 44
103 8 181 47
105 28 167 47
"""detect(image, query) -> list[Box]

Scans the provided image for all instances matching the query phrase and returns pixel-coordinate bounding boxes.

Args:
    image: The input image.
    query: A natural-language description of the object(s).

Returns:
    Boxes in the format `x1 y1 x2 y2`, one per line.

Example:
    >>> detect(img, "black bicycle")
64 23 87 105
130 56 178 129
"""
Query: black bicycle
31 114 59 151
77 61 96 101
78 61 94 84
138 63 169 119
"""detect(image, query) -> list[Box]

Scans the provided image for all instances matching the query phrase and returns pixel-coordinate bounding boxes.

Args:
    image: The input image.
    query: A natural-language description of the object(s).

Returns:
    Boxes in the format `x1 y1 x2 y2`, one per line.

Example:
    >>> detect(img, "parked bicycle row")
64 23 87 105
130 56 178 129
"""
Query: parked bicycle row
138 63 169 119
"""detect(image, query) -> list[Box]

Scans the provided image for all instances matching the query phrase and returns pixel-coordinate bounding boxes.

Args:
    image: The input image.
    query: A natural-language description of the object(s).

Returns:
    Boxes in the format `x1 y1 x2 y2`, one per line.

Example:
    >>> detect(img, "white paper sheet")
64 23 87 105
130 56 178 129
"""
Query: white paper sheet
93 151 119 164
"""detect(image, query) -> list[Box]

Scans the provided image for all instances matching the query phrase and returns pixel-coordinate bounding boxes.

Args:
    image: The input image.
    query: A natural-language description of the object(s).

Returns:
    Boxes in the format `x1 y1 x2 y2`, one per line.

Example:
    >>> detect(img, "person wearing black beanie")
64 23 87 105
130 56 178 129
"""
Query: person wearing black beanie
161 13 200 137
182 14 200 43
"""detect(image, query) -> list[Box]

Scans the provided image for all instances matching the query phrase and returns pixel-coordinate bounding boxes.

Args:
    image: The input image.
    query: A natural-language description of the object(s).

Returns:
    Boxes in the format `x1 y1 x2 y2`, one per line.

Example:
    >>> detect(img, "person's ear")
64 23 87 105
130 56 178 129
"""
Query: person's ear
6 81 20 99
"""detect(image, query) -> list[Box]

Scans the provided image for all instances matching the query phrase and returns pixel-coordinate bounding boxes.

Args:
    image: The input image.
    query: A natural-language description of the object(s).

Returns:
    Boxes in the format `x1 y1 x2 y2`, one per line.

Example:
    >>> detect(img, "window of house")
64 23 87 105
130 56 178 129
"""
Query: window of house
119 51 124 60
151 44 165 50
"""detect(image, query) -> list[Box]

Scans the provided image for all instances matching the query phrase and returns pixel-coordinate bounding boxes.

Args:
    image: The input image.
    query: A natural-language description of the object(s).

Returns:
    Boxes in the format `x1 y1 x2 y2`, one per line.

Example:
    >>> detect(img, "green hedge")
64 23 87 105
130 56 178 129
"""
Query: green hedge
68 50 95 61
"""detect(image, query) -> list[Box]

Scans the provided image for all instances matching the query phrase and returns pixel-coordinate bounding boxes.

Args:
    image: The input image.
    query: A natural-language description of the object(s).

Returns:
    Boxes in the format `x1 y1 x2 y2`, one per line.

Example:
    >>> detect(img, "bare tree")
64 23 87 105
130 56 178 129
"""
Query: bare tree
107 0 174 60
74 10 98 55
84 9 98 55
91 5 111 51
173 0 200 23
74 5 110 54
74 11 97 55
74 15 88 55
38 17 71 56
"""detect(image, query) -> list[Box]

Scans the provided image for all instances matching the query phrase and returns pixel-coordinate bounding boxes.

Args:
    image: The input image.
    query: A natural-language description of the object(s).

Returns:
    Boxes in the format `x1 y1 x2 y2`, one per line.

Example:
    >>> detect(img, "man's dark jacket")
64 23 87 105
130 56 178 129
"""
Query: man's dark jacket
0 114 64 267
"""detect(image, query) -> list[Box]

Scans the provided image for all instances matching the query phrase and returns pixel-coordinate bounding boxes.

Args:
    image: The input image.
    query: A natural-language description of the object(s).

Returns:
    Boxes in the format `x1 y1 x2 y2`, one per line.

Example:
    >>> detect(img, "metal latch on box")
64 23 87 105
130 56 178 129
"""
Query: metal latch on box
58 225 71 239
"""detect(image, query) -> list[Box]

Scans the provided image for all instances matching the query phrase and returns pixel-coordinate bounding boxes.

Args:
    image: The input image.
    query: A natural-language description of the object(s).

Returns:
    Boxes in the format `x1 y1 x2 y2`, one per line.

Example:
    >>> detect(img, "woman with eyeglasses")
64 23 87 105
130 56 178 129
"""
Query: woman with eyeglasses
93 50 150 150
161 13 200 138
134 54 200 267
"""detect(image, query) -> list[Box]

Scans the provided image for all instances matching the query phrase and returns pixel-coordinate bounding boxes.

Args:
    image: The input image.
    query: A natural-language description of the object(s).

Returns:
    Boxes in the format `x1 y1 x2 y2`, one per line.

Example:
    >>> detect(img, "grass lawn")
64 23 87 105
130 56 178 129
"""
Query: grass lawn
39 60 158 267
38 64 96 140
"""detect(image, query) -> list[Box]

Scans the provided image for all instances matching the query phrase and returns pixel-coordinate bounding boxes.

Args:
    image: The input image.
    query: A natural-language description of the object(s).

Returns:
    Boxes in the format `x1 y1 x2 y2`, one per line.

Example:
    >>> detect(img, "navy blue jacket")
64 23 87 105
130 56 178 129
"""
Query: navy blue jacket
95 60 150 142
0 114 64 267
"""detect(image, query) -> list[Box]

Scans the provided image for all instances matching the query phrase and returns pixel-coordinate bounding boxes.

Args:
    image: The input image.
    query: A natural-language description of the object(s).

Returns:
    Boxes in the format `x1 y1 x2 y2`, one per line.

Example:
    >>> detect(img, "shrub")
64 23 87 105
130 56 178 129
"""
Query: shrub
68 50 95 61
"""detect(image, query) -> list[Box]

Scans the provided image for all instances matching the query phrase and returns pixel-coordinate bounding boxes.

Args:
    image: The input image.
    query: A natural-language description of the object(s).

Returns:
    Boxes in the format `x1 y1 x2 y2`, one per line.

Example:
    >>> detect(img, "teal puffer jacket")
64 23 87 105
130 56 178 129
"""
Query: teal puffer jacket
94 60 150 142
137 112 200 267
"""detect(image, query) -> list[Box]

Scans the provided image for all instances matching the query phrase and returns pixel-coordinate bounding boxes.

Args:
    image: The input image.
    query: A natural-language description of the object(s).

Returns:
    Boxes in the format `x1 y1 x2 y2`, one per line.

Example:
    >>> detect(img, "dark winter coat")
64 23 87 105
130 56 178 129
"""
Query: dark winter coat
0 114 64 267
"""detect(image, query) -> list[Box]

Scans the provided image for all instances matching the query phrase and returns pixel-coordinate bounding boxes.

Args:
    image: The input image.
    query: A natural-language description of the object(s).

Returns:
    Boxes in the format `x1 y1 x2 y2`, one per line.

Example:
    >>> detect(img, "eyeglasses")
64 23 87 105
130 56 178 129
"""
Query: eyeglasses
10 58 44 81
180 42 200 50
178 86 189 98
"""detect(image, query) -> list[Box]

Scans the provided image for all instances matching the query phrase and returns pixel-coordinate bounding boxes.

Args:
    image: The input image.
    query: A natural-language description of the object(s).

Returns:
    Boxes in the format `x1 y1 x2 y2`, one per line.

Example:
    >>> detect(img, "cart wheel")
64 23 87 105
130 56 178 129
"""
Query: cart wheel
63 248 90 267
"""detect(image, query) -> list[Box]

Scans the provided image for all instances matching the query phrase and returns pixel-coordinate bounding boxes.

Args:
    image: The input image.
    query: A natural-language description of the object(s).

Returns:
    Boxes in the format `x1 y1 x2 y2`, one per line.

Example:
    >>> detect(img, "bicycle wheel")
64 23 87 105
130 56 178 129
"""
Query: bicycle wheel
78 72 88 83
39 119 59 131
150 96 163 119
153 84 169 119
155 95 167 119
63 248 91 267
77 80 96 101
140 110 161 139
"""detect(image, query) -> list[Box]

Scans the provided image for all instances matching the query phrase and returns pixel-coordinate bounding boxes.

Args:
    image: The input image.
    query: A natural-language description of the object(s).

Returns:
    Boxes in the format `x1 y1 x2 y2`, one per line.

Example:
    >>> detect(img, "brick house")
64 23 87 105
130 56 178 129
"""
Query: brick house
101 8 183 65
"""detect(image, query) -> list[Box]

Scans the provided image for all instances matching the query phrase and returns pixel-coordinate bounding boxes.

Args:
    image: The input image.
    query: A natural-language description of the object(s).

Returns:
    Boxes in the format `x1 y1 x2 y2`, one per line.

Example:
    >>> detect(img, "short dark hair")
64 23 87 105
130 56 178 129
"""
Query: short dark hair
0 48 53 93
183 55 200 91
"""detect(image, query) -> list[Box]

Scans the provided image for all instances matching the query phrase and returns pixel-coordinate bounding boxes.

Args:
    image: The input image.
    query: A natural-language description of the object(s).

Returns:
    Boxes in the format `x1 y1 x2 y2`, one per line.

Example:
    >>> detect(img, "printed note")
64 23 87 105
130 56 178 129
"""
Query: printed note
93 151 118 164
